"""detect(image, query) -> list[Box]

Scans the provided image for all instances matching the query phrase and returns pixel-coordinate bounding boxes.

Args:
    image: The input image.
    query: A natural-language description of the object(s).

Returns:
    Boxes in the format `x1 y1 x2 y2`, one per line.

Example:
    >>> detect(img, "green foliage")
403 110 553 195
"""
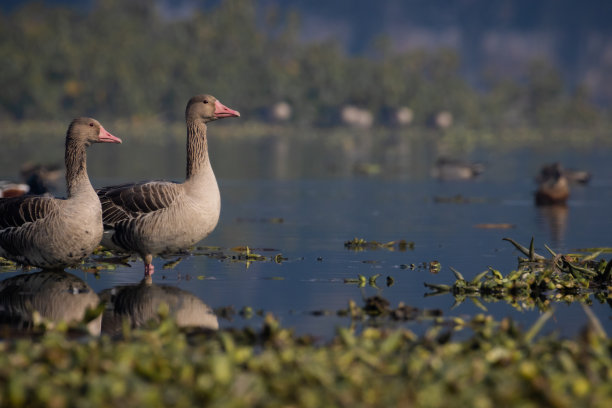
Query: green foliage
0 311 610 407
0 0 608 128
425 238 612 311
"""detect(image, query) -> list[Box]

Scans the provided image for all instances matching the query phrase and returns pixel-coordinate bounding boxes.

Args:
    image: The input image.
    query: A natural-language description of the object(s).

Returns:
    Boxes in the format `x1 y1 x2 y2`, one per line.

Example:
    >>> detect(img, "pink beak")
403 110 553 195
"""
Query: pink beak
98 126 122 144
214 100 240 119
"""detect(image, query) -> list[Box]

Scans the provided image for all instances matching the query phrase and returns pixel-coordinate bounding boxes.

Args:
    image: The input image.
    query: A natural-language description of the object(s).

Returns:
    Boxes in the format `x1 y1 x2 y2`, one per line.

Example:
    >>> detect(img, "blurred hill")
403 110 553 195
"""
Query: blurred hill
1 0 610 128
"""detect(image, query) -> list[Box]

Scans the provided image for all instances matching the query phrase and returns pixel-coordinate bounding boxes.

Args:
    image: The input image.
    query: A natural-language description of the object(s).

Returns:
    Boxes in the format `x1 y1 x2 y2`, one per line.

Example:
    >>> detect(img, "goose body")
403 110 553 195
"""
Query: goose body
535 163 570 206
98 95 240 276
0 118 122 269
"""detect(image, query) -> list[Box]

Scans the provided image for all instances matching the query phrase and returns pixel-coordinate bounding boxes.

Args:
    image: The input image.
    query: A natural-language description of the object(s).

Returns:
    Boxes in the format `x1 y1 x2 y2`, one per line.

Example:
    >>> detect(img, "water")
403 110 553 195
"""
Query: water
1 127 611 339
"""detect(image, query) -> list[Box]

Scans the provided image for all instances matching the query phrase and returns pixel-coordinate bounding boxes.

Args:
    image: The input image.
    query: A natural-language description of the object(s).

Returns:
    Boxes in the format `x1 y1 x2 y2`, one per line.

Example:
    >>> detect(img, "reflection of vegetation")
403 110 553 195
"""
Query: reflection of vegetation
0 310 609 407
425 238 612 311
1 0 608 130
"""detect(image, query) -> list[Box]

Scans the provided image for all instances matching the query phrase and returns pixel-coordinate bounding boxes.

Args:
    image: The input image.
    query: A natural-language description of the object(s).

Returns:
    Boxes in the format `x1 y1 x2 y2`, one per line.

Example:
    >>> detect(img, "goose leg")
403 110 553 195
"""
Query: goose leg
144 254 154 276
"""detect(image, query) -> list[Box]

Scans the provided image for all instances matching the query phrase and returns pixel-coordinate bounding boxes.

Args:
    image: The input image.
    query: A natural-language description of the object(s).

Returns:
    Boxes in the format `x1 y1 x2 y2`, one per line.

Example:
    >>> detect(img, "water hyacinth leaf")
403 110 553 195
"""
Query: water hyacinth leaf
525 309 554 343
162 257 182 269
580 250 602 263
502 237 546 260
424 282 452 292
470 270 489 285
450 267 465 281
544 244 558 257
580 303 607 338
488 267 504 280
469 297 488 312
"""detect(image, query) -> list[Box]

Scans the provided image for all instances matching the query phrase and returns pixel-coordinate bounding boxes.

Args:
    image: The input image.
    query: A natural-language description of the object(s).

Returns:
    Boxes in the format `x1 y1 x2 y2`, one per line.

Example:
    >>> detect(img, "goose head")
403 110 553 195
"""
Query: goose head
67 117 122 146
185 94 240 123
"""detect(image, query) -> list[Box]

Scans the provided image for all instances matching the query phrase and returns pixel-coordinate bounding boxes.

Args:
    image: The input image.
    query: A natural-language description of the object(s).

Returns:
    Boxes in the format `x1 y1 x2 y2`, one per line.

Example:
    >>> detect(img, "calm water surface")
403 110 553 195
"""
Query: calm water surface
1 129 611 339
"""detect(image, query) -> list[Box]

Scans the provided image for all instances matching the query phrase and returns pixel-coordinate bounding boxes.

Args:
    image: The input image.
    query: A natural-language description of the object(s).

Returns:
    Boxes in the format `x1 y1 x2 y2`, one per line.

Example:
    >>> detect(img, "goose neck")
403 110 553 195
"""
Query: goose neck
185 119 210 180
65 139 92 197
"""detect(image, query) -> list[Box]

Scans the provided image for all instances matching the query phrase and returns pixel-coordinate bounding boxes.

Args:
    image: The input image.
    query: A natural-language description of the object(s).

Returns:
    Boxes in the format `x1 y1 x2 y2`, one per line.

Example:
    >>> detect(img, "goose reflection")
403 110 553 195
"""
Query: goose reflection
100 277 218 335
0 270 101 335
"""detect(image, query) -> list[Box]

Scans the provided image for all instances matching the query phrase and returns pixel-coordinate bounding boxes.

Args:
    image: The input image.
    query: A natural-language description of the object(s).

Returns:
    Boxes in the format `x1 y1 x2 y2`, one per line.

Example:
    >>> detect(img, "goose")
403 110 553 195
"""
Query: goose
0 118 122 269
97 94 240 276
99 277 218 335
0 270 102 335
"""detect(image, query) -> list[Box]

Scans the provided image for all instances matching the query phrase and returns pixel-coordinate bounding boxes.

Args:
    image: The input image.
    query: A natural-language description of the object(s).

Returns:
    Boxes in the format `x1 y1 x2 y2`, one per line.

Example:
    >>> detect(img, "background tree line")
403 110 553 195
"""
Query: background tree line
0 0 607 128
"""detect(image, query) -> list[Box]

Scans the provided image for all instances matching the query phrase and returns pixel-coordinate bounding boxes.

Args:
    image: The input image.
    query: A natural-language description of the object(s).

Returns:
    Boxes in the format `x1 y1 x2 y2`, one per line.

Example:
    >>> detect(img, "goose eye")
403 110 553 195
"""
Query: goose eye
203 100 209 104
89 123 94 127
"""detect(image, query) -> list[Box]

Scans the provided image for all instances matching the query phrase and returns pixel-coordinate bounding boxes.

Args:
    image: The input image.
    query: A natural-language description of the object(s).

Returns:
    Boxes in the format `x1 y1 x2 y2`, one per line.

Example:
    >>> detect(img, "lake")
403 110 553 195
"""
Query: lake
1 124 611 339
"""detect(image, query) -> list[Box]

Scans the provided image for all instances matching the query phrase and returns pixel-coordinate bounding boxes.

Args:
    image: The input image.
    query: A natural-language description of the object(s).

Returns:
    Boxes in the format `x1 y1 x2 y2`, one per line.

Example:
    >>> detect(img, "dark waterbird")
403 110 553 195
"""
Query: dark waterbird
0 118 122 269
431 157 484 180
535 163 570 206
97 94 240 277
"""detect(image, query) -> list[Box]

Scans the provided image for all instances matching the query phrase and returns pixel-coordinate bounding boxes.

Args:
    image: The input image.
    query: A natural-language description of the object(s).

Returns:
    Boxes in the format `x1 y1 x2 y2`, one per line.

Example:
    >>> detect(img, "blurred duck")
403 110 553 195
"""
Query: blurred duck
21 162 63 195
535 163 570 206
0 270 102 335
0 118 121 269
563 168 591 185
99 277 218 335
431 157 484 180
0 181 29 198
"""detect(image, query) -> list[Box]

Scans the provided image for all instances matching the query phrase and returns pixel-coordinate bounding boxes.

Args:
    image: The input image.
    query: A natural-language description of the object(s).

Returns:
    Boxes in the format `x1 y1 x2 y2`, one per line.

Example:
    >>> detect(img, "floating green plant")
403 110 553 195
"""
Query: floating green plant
425 237 612 311
0 308 608 407
344 238 415 251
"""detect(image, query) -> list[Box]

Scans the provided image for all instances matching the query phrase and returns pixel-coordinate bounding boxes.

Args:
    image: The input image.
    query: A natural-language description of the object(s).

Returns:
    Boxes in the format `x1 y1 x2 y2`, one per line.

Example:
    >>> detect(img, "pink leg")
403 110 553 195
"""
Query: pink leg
144 254 154 277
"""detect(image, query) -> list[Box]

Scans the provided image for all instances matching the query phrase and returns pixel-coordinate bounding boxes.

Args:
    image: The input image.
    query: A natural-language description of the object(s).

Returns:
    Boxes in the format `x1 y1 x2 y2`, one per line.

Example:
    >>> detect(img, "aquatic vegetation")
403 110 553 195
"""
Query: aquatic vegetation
0 309 610 407
344 238 415 251
425 238 612 311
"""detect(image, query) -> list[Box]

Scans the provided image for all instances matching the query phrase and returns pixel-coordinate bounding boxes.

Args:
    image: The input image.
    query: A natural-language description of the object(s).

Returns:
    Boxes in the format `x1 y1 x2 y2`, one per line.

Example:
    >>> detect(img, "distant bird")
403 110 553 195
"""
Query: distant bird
535 163 570 206
0 181 29 198
0 270 102 335
563 168 591 185
431 157 484 180
99 277 218 335
0 118 122 269
20 162 63 195
97 94 240 276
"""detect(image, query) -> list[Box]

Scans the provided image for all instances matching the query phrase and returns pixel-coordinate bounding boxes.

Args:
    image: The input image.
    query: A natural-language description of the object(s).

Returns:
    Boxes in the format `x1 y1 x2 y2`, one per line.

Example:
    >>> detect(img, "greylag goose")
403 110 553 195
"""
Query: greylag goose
97 94 240 276
0 270 102 335
0 118 122 269
99 277 218 335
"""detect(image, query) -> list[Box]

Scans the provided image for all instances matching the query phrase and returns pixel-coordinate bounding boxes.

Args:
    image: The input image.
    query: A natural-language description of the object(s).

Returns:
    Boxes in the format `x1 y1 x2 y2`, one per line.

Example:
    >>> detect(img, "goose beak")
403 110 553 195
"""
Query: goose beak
214 100 240 119
98 126 122 144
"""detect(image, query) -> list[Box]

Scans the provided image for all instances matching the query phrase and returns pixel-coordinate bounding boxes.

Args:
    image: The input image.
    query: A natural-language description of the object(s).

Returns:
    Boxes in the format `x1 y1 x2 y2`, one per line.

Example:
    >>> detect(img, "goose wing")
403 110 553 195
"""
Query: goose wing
0 196 59 229
97 181 183 227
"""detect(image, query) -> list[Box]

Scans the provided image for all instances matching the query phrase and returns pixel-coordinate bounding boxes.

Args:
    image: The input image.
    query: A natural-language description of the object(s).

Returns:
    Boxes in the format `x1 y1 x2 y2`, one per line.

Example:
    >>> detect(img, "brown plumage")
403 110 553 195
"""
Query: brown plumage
0 118 122 269
97 94 240 276
535 163 570 206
